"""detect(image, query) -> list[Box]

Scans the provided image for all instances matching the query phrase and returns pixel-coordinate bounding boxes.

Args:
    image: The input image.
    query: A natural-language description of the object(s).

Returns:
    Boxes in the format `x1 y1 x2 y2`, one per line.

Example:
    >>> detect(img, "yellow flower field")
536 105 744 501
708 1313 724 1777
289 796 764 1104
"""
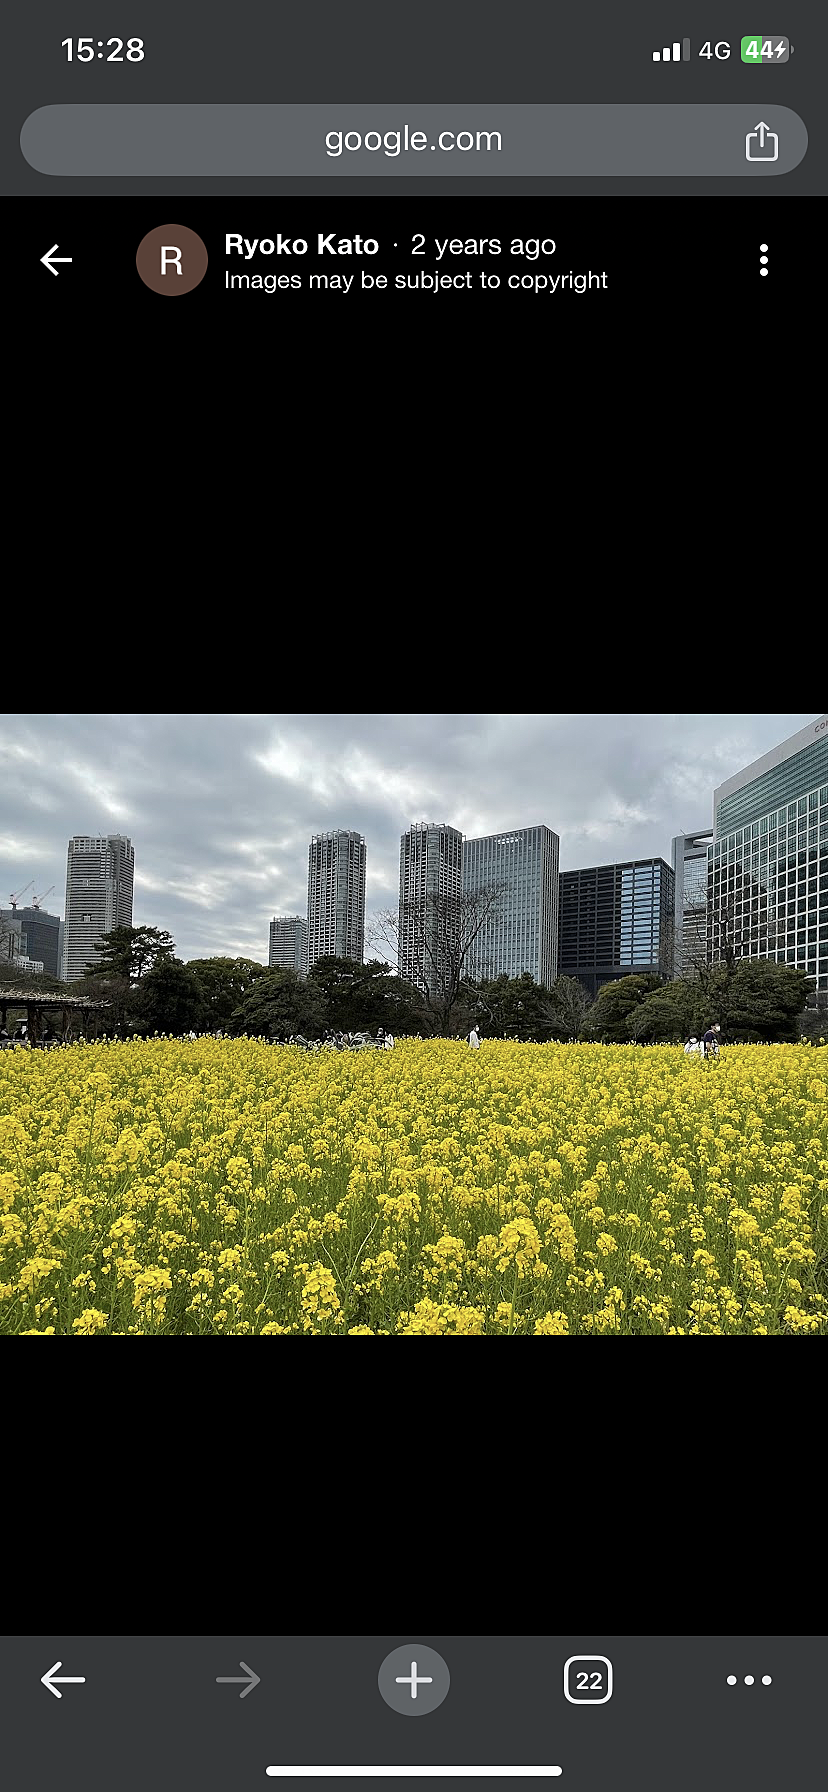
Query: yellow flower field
1 1039 826 1335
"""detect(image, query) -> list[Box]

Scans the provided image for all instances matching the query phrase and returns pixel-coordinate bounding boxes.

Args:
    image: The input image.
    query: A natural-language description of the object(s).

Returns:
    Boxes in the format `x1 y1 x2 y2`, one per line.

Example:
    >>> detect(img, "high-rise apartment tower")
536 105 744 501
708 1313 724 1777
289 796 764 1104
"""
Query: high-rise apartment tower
62 835 134 981
306 831 366 969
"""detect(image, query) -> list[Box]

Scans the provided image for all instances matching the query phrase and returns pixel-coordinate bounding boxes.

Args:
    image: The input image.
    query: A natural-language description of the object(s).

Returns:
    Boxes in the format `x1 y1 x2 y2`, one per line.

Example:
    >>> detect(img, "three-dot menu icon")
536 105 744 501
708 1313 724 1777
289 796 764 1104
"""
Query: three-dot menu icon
760 242 769 275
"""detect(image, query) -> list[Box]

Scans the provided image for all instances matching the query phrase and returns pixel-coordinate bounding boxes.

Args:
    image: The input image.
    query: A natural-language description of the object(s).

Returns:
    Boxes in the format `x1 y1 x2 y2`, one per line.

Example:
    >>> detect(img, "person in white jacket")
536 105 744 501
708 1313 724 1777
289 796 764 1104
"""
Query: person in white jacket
683 1035 703 1055
468 1026 481 1049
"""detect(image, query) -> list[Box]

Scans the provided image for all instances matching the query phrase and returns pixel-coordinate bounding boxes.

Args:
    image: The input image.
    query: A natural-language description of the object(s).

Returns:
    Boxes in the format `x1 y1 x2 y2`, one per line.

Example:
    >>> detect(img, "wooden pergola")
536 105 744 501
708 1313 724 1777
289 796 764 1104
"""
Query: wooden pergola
0 987 112 1044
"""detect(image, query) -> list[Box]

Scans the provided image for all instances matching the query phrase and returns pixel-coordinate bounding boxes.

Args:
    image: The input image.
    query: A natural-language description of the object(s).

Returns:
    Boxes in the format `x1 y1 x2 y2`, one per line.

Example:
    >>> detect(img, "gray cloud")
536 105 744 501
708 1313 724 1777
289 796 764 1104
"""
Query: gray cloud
0 713 818 966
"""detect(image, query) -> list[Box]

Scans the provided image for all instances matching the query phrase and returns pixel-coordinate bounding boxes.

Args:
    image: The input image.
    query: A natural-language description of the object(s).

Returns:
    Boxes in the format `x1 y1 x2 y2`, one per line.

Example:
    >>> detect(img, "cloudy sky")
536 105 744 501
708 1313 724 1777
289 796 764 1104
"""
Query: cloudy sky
0 713 819 967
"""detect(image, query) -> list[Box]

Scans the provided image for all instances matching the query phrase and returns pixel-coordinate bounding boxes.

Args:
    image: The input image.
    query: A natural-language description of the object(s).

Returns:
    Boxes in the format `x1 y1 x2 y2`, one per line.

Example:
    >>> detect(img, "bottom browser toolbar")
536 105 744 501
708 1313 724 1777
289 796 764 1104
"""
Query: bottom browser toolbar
2 1636 820 1792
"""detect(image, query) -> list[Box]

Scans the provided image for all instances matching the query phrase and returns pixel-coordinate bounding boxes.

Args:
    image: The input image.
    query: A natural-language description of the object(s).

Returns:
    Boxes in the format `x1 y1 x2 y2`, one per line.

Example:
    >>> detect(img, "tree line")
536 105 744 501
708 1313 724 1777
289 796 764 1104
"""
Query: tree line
1 921 819 1044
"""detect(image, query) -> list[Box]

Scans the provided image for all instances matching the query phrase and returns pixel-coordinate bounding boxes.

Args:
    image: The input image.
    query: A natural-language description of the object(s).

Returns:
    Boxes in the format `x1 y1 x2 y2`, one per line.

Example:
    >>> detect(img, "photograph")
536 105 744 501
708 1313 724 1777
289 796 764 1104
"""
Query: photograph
1 710 826 1336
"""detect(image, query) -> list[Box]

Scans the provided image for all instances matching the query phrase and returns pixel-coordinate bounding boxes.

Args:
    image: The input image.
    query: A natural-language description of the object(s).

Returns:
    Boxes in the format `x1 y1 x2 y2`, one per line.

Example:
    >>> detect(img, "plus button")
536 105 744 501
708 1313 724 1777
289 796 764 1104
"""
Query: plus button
379 1644 450 1715
395 1662 434 1700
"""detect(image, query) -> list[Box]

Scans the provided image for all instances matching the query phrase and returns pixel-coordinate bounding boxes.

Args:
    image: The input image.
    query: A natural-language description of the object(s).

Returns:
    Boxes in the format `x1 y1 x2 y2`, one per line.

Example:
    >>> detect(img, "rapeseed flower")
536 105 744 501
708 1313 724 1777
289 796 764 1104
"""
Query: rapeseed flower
0 1037 824 1335
72 1308 109 1334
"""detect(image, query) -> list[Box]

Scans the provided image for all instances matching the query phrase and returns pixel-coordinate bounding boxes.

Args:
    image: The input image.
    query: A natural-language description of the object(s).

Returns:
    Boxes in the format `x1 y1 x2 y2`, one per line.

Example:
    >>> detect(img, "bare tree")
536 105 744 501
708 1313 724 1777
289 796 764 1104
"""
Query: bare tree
677 861 779 1037
542 975 594 1041
366 884 503 1035
466 972 594 1042
710 892 778 973
674 896 711 986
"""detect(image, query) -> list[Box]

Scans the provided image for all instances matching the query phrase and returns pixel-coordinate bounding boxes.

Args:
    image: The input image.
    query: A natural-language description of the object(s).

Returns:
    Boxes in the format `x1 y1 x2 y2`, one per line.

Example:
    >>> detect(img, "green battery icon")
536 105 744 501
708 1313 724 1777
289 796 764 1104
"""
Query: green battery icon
741 36 790 60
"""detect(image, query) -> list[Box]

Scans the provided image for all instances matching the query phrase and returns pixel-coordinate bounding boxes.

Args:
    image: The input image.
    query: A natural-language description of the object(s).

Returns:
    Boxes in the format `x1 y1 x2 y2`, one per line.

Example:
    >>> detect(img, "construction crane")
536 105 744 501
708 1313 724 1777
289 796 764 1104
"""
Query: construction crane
9 881 34 910
31 886 55 910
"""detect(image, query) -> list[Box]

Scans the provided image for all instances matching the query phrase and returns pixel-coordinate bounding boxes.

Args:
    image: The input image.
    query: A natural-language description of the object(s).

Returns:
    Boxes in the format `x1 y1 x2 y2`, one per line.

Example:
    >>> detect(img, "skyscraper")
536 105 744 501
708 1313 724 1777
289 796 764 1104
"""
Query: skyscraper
306 831 366 970
671 830 713 977
269 915 309 977
62 835 134 981
713 714 828 839
708 715 828 993
0 913 25 965
464 825 559 986
0 911 44 976
398 822 463 997
0 905 61 979
558 858 675 998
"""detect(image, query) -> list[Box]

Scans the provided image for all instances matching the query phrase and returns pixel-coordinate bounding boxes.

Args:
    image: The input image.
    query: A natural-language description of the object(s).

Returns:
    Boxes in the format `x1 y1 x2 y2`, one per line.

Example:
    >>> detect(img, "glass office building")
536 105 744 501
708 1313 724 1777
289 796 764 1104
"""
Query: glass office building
558 857 675 998
671 830 713 977
0 914 25 964
0 913 44 976
464 825 559 987
708 782 828 993
6 907 61 979
708 716 828 994
714 715 828 839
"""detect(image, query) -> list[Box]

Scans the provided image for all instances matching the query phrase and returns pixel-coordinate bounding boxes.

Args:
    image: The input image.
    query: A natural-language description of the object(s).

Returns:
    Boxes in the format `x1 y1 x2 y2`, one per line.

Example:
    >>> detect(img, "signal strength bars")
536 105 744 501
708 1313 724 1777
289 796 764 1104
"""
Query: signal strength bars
653 39 690 59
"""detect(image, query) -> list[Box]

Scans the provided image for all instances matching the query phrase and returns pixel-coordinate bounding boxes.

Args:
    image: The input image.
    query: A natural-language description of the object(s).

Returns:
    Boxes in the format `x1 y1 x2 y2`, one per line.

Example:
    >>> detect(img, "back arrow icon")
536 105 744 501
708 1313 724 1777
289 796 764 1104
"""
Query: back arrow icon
41 245 72 276
216 1662 260 1698
42 1661 86 1699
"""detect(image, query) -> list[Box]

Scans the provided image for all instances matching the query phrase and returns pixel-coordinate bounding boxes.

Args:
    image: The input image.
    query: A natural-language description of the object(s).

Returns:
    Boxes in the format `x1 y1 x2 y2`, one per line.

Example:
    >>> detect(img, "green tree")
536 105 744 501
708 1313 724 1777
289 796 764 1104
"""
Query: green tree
86 925 176 983
680 876 780 1037
229 968 327 1039
308 956 424 1035
587 974 663 1042
308 957 379 1030
72 969 134 1035
376 976 426 1037
464 972 510 1037
625 980 698 1043
799 990 828 1044
618 958 812 1043
724 959 812 1042
185 956 267 1029
468 972 552 1040
134 958 205 1035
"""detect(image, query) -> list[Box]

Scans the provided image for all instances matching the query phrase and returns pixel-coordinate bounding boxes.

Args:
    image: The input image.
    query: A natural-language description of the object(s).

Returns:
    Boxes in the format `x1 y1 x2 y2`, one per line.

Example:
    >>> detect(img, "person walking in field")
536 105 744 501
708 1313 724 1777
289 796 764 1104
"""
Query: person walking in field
468 1025 481 1049
683 1034 703 1056
384 1031 395 1049
702 1023 721 1059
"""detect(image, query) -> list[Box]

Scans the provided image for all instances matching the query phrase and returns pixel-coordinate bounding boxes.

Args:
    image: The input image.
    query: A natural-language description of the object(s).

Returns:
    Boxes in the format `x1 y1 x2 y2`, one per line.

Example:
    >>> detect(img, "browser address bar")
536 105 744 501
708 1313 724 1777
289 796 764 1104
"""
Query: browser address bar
265 1771 563 1778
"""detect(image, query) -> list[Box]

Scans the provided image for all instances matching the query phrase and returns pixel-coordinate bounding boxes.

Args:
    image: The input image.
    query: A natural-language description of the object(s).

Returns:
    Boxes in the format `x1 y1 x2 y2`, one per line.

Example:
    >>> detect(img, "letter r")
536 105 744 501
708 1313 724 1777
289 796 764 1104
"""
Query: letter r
161 246 183 276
